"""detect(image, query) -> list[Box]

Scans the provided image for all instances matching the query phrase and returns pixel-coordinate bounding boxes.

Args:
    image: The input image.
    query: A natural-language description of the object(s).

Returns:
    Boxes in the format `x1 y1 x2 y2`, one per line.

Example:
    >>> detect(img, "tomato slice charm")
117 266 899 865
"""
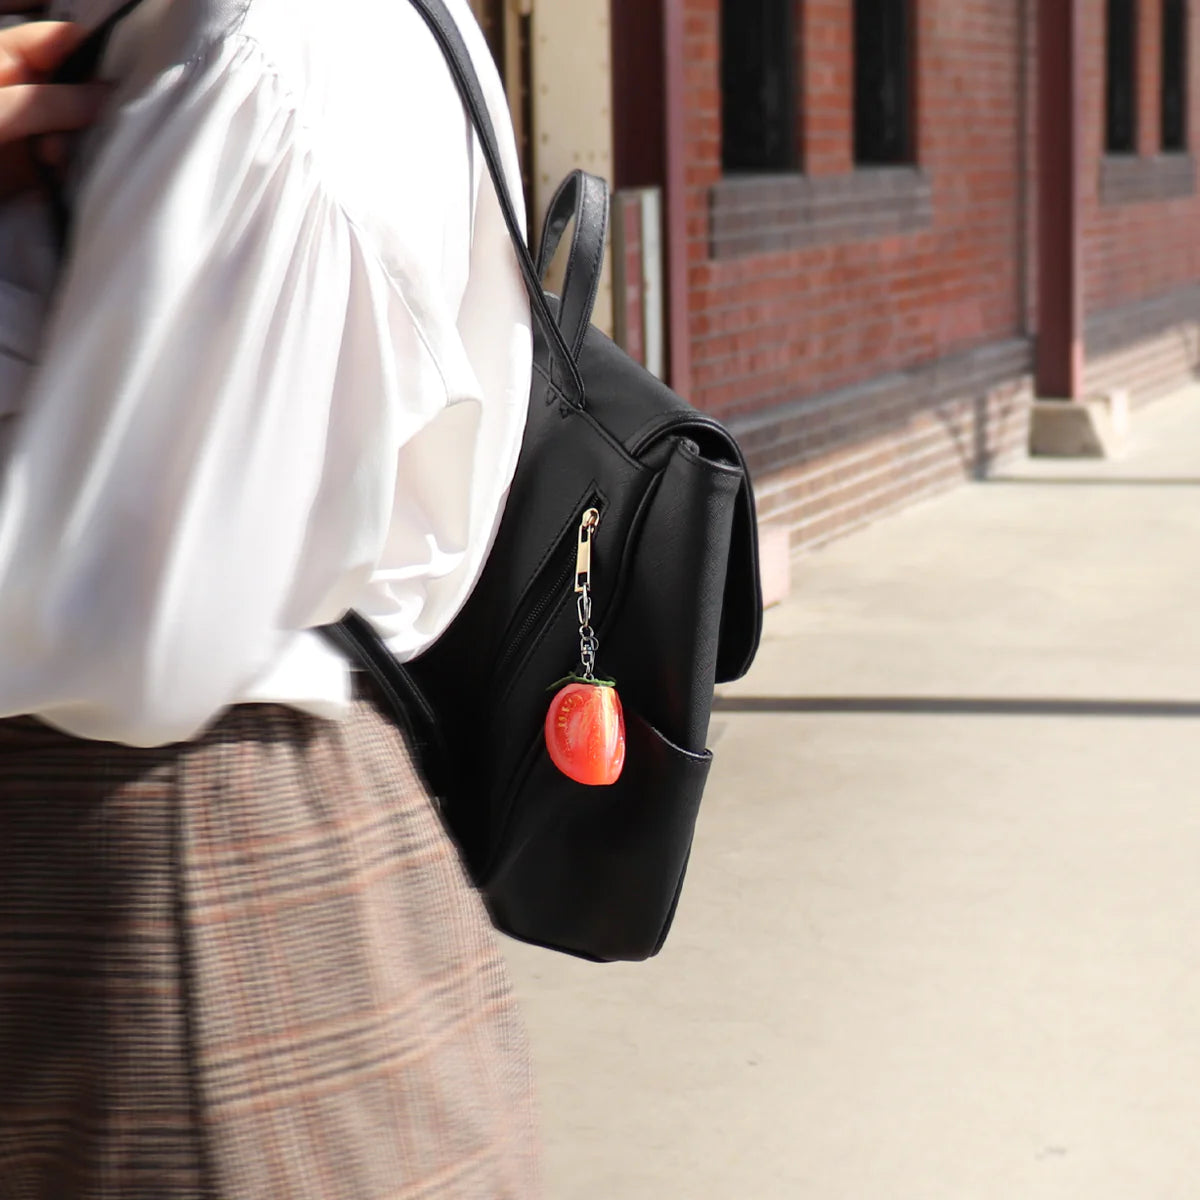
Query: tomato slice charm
547 508 625 785
544 677 626 787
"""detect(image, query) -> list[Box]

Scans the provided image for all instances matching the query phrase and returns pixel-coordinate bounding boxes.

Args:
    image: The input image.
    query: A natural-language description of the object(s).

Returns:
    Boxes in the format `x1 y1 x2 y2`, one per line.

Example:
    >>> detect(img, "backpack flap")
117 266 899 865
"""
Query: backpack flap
709 433 763 684
629 413 762 687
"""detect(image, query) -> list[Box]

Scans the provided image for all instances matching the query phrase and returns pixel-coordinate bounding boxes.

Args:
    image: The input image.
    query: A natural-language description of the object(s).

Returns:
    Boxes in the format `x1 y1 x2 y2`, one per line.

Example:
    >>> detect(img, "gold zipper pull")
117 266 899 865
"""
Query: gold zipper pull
574 507 600 595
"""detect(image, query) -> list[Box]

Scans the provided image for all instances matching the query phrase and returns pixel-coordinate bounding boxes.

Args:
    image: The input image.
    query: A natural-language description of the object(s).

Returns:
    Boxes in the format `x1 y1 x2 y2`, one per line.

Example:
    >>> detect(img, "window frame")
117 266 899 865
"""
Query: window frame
710 0 932 260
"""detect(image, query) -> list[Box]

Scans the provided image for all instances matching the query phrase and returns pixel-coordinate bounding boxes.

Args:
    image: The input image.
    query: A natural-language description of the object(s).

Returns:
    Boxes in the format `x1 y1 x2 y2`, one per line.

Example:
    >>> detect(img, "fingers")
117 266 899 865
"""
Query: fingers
0 21 86 85
0 80 106 143
0 22 105 163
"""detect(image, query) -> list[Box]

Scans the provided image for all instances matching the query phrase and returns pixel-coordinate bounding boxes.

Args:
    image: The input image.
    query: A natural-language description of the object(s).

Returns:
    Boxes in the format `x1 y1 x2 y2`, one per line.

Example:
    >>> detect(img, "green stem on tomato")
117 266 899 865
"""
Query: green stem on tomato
546 674 618 692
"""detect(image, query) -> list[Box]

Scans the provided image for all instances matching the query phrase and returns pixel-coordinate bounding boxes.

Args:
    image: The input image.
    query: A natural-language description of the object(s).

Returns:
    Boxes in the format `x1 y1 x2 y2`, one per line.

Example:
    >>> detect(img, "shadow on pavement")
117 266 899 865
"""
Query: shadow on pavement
713 695 1200 718
987 476 1200 487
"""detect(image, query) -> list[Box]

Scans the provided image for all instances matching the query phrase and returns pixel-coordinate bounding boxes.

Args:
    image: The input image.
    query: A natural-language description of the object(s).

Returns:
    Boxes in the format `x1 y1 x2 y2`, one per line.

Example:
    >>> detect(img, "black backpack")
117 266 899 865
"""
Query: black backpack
324 0 763 963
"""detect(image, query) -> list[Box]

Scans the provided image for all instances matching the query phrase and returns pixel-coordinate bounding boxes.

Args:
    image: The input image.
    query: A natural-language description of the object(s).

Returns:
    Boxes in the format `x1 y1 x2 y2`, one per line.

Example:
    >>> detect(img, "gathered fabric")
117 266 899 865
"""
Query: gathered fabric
0 0 532 747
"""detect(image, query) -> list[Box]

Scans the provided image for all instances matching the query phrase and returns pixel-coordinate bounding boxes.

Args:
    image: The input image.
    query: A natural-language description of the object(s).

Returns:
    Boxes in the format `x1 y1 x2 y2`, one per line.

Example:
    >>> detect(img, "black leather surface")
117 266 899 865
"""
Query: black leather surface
394 292 762 960
487 710 713 963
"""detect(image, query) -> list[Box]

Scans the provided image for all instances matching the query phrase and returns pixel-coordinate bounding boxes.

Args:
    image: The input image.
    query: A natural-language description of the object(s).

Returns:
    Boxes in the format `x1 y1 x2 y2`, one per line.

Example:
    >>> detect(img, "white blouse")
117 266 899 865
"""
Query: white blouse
0 0 532 746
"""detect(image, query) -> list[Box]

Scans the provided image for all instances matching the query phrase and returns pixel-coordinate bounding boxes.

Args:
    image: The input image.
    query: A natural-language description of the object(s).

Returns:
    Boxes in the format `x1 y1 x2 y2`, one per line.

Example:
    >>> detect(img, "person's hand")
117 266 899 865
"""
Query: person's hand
0 21 108 200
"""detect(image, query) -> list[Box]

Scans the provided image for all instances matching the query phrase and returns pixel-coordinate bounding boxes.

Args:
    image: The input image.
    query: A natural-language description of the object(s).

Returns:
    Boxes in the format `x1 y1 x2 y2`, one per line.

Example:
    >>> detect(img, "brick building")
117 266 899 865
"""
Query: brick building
479 0 1200 556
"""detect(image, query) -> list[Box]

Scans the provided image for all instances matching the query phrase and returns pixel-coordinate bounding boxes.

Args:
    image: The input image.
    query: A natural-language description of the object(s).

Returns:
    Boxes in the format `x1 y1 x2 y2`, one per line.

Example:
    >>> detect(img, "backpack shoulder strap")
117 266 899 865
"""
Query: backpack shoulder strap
404 0 585 406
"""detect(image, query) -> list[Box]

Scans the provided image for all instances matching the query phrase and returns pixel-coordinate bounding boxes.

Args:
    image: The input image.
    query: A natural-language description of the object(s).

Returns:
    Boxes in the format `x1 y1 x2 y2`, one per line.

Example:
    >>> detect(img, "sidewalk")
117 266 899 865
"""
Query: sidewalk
503 385 1200 1200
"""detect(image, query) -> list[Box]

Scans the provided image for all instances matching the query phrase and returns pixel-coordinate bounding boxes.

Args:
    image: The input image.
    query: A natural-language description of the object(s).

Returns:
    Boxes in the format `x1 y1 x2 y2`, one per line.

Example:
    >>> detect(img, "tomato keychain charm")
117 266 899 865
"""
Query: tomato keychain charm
544 508 627 787
545 676 626 786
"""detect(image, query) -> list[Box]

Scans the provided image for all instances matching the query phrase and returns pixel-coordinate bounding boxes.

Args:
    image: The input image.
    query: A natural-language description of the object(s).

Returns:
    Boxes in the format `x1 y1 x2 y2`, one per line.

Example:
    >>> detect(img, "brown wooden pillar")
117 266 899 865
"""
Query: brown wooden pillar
611 0 665 190
1036 0 1085 399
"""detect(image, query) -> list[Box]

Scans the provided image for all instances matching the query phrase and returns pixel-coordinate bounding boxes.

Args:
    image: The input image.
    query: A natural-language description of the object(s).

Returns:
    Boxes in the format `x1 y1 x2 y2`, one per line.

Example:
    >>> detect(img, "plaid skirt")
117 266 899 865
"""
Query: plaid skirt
0 696 540 1199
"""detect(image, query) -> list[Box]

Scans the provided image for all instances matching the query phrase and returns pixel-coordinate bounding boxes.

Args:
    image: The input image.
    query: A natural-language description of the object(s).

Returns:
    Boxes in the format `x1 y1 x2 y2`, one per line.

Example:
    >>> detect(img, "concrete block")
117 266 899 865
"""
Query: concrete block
1029 393 1127 458
757 522 791 609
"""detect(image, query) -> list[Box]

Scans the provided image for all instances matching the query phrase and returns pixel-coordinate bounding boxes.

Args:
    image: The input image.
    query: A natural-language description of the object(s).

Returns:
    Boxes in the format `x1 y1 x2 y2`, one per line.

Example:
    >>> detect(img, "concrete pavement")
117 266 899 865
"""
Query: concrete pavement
503 385 1200 1199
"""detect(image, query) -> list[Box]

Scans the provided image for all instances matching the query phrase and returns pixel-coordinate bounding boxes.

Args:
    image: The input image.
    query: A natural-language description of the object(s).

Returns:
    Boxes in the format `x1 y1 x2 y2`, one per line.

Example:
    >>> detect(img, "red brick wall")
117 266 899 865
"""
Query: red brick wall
684 0 1028 425
738 341 1033 549
1081 0 1200 313
802 0 854 175
674 0 1200 556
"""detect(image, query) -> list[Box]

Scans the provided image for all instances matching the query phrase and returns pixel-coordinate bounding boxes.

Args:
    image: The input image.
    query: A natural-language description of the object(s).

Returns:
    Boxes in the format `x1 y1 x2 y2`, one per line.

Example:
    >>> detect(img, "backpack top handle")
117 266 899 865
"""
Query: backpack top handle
534 170 611 364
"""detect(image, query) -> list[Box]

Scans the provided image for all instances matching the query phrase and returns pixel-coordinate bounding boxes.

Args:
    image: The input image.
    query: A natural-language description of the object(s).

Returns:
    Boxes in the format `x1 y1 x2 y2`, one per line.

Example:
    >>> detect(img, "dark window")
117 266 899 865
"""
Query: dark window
1162 0 1188 152
1106 0 1138 154
854 0 914 165
721 0 797 173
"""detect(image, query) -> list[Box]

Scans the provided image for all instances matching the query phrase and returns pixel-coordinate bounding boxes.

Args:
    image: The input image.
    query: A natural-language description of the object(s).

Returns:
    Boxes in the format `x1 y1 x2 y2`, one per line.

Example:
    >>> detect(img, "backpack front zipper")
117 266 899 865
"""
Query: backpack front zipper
492 499 603 690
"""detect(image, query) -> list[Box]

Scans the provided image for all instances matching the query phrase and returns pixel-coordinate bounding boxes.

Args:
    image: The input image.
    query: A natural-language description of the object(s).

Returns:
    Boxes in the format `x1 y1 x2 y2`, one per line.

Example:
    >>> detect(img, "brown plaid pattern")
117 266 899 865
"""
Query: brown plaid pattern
0 699 540 1198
